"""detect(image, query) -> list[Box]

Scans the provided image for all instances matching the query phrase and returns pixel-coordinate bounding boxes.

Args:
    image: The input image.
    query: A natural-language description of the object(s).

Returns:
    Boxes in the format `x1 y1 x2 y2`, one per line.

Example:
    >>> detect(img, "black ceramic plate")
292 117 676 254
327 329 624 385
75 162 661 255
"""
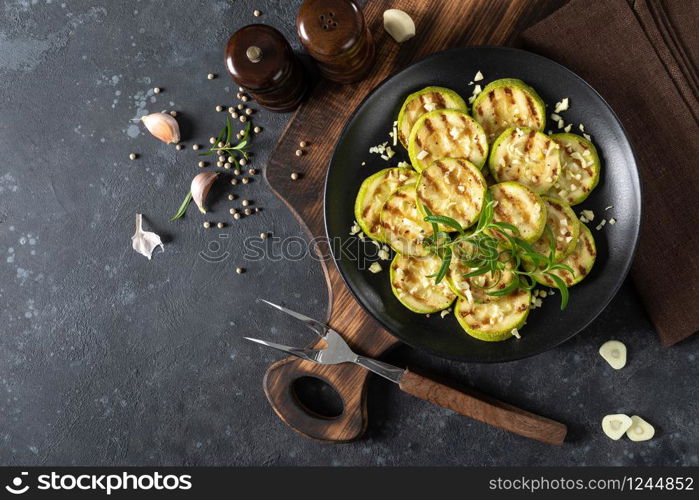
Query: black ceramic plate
325 47 641 363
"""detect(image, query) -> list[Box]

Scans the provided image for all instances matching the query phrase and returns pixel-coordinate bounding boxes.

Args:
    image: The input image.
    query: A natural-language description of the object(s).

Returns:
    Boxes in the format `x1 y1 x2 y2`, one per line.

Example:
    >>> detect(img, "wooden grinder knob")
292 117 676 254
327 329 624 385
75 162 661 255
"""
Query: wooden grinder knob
296 0 375 84
225 24 307 112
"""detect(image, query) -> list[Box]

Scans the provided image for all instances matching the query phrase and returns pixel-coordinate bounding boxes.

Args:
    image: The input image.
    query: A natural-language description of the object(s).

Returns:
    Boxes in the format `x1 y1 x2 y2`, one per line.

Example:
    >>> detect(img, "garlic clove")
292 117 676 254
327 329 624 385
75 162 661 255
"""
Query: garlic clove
131 213 164 260
602 414 632 440
599 340 627 369
383 9 415 43
191 171 219 213
141 112 180 144
626 415 655 442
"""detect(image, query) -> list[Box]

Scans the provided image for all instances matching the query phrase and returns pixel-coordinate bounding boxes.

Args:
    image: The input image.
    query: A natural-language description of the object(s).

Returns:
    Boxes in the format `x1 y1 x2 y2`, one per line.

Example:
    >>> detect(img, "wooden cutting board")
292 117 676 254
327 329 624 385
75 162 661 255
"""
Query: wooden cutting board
262 0 561 442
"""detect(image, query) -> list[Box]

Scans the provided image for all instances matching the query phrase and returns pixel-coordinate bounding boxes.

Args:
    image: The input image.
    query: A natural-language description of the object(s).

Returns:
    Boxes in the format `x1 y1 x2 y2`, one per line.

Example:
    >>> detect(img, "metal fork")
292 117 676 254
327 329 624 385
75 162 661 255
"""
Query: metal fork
246 299 567 445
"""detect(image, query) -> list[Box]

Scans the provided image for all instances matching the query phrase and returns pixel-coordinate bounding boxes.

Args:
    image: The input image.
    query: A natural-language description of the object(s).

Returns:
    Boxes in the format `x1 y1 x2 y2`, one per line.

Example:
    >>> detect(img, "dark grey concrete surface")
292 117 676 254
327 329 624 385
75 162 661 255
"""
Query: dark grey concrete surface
0 0 696 466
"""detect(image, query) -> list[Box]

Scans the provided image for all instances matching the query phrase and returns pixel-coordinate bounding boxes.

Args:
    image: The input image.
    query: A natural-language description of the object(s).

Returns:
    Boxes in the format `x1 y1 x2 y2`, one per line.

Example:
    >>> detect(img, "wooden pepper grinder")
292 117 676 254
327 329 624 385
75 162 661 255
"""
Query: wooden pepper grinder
225 24 307 112
296 0 375 84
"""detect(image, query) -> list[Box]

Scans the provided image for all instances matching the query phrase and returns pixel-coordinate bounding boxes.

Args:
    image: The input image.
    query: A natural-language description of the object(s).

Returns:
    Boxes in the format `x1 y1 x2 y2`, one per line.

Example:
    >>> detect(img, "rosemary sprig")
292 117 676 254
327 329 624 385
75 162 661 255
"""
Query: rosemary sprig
422 192 574 310
170 191 193 221
198 117 252 164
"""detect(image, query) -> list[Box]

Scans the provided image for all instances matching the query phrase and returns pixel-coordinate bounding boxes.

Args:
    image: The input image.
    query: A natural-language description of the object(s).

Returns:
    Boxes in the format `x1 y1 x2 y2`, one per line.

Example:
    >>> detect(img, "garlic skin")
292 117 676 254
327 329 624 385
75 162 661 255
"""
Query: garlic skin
599 340 627 369
191 171 219 213
131 213 164 260
141 112 180 144
602 414 633 440
626 415 655 442
383 9 416 43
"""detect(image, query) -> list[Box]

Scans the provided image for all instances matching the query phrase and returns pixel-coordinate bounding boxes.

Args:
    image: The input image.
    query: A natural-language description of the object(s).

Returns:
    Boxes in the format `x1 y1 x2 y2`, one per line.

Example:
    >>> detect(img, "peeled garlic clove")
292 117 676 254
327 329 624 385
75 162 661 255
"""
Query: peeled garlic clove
383 9 415 43
599 340 627 369
626 415 655 442
141 112 180 144
131 213 164 260
191 171 219 213
602 414 632 440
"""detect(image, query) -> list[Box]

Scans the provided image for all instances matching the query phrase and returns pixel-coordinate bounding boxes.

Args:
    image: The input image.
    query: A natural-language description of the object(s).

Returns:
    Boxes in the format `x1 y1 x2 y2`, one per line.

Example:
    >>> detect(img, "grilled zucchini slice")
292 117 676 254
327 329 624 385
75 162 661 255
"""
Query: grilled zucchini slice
407 109 488 172
390 254 456 313
447 243 518 303
471 78 546 143
416 158 487 230
397 86 467 148
531 196 580 262
533 223 596 287
454 288 530 341
489 127 561 194
488 182 547 243
354 167 417 241
546 133 601 205
380 184 432 256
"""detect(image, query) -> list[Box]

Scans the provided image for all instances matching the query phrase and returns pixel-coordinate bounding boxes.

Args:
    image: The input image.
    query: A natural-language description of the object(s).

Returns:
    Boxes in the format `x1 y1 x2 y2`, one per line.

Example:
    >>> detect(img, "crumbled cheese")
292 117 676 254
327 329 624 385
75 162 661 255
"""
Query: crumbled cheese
423 102 437 112
468 84 482 104
449 127 460 139
511 328 521 339
557 119 565 129
416 150 429 160
378 248 390 260
595 219 607 231
564 124 572 133
380 155 388 160
550 113 562 121
440 309 451 318
608 218 616 225
580 209 595 222
350 221 361 235
385 146 395 159
369 141 388 154
473 70 484 82
579 123 585 132
538 290 547 298
361 161 366 166
605 205 614 211
368 262 382 274
397 161 410 168
358 232 365 241
583 133 592 141
554 97 569 113
457 185 465 192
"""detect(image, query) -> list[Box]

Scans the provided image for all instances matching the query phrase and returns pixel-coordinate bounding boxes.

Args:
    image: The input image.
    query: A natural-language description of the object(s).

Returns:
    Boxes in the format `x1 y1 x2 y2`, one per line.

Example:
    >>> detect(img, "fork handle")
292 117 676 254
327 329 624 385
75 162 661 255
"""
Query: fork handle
399 370 567 445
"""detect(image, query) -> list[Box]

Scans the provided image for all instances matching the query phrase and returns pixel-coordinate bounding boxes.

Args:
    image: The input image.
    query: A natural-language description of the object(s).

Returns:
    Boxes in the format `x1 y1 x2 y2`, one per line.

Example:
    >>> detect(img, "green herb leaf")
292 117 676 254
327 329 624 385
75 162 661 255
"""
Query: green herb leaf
170 191 193 221
486 278 520 297
546 273 569 310
424 214 464 233
225 115 233 146
427 247 452 284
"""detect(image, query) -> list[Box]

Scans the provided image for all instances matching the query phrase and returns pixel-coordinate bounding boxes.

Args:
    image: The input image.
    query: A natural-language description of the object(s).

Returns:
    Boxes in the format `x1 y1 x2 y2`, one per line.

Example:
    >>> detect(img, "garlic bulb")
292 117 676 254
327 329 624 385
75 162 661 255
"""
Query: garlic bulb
383 9 415 43
602 414 632 440
191 171 219 213
626 416 655 442
131 213 164 259
141 112 180 144
599 340 627 369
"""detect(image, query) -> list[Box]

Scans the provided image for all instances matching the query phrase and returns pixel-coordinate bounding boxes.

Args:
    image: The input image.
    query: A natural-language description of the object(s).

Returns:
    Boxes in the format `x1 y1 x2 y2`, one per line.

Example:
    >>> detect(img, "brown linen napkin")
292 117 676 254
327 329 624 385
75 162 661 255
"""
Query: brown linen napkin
521 0 699 346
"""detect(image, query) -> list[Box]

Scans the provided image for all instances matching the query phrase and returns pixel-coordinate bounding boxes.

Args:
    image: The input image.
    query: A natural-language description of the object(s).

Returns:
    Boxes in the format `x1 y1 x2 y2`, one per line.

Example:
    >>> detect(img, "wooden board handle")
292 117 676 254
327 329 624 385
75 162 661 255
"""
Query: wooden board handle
399 370 567 445
263 356 371 443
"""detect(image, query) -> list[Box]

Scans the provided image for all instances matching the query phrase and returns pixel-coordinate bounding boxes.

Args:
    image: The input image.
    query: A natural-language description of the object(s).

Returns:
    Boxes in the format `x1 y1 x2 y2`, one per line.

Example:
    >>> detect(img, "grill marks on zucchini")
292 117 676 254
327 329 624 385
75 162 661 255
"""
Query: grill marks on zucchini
547 133 601 205
454 288 530 341
380 184 432 256
416 158 487 229
354 167 417 240
489 127 561 193
472 78 546 143
488 182 546 242
532 197 580 262
396 87 467 148
408 109 488 172
534 223 596 287
390 254 456 313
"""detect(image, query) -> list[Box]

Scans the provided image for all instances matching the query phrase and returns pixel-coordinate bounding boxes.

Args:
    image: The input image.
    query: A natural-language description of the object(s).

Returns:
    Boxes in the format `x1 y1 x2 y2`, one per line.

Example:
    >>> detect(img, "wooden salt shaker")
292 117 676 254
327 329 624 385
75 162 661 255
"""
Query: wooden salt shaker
296 0 375 84
225 24 307 112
